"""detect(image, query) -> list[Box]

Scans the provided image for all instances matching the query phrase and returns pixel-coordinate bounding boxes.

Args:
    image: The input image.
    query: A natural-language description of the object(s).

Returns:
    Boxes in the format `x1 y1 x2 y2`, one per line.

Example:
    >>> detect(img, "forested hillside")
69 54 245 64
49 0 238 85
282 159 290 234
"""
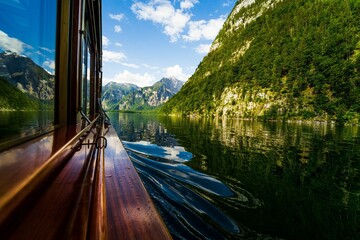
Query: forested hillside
0 77 40 110
162 0 360 124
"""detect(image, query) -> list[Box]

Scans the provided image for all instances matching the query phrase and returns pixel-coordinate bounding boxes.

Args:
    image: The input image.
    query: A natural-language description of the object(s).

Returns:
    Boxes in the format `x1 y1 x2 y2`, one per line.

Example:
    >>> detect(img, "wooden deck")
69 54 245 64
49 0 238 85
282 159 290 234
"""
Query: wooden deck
0 123 172 239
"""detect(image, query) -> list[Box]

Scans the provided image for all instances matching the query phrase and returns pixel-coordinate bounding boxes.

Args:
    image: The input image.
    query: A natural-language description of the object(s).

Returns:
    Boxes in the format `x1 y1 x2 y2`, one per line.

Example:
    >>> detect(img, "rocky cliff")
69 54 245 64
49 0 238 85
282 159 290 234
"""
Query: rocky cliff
0 51 55 101
162 0 360 124
102 77 184 111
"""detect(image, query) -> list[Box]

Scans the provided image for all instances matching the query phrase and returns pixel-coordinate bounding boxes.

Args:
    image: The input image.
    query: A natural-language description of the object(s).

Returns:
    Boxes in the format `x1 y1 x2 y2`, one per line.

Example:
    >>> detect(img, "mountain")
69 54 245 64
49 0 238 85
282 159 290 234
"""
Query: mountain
0 77 40 110
102 82 140 110
102 77 184 111
162 0 360 124
0 51 55 110
0 51 55 101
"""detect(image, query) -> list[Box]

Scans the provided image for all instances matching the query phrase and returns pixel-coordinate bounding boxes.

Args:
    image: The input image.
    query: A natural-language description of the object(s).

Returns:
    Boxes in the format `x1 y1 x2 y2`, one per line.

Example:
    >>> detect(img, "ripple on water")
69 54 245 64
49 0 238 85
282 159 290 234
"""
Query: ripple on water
124 141 244 239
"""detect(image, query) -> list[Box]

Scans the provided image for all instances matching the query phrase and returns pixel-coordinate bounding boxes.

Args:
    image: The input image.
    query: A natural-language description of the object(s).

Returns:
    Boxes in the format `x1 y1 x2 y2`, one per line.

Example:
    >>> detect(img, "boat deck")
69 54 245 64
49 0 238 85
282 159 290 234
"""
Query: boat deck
0 123 171 239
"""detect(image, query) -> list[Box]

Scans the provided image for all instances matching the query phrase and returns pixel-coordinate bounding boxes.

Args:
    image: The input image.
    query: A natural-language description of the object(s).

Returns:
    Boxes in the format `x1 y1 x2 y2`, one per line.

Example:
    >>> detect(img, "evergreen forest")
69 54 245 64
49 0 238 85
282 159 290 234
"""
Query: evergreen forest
162 0 360 124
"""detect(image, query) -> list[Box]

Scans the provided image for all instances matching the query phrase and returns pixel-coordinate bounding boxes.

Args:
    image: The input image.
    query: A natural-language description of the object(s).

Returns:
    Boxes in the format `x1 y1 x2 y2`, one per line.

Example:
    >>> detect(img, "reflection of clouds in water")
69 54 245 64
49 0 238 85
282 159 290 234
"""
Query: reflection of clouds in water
110 113 360 239
0 135 54 168
107 134 123 155
111 115 180 147
128 147 241 238
127 149 233 197
123 140 192 163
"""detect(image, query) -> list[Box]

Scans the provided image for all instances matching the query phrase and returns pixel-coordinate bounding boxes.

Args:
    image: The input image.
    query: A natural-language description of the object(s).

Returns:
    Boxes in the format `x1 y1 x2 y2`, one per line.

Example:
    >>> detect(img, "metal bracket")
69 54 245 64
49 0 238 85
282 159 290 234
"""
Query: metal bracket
81 136 107 150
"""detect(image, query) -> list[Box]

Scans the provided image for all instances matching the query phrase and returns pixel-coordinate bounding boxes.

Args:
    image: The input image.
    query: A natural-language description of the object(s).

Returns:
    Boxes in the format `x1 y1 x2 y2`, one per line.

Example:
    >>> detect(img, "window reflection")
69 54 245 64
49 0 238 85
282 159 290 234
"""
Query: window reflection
81 14 91 117
0 0 57 149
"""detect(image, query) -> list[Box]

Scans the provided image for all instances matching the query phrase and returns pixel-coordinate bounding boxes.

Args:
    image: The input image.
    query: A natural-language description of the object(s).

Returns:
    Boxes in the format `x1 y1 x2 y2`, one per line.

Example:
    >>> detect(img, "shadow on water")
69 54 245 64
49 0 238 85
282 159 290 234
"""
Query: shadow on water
109 112 360 240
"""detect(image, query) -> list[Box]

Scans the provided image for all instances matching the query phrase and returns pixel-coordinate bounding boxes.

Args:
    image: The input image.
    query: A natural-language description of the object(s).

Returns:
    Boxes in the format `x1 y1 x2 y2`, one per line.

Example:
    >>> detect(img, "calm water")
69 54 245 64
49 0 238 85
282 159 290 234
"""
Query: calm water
1 111 358 239
0 111 54 149
109 112 360 240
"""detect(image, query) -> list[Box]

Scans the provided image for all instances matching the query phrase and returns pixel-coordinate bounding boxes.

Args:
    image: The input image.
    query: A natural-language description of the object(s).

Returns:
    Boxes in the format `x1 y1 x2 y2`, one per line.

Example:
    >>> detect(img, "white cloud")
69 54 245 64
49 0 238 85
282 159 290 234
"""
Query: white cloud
183 16 226 41
121 62 139 69
114 25 122 33
142 63 159 70
131 0 191 42
102 35 110 46
43 60 55 69
104 70 156 87
163 64 189 81
43 60 55 74
222 0 234 7
180 0 198 10
39 47 53 53
35 50 44 56
109 13 125 21
195 43 211 54
115 42 122 47
0 30 25 53
102 50 138 68
102 50 126 63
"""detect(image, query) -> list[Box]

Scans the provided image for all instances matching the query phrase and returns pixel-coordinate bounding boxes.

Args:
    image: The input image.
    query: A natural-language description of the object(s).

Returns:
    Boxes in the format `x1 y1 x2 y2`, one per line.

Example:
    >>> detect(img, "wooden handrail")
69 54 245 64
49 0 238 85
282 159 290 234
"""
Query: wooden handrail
0 116 99 226
89 121 107 239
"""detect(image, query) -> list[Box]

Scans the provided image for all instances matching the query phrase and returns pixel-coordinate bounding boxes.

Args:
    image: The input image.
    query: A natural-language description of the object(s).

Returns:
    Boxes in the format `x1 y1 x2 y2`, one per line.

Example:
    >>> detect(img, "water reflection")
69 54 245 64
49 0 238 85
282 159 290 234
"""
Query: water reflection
124 141 192 163
109 113 360 240
0 111 54 146
124 141 233 197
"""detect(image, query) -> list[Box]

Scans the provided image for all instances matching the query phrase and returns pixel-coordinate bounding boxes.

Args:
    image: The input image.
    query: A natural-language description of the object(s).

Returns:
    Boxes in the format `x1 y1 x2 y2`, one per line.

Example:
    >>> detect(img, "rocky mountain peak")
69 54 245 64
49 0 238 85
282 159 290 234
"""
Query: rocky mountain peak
102 77 184 111
0 51 54 100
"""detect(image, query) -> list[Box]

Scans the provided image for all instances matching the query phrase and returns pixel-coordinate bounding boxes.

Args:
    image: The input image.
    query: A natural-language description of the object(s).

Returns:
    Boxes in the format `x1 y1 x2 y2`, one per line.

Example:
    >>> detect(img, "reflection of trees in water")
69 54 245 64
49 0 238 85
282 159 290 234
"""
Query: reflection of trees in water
108 113 360 239
109 113 179 147
0 111 54 141
159 116 360 240
178 117 359 194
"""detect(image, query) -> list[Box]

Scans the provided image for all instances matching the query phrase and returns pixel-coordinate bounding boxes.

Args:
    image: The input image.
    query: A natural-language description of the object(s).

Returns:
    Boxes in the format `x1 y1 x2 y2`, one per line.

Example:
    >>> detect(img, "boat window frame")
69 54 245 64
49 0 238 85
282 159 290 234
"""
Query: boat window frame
0 0 60 152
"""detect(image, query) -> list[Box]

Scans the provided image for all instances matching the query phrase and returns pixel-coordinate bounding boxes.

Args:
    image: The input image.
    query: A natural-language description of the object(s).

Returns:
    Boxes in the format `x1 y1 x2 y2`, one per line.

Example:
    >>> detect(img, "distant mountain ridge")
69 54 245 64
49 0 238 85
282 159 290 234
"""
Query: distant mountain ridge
0 51 55 110
101 77 184 111
162 0 360 124
0 51 55 100
102 82 140 111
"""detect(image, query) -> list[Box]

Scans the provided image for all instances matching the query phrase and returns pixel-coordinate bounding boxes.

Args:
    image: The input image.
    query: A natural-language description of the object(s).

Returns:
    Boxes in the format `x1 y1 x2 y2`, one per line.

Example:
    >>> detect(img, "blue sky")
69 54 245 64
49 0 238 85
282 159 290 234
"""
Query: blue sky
102 0 236 86
0 0 57 74
0 0 236 86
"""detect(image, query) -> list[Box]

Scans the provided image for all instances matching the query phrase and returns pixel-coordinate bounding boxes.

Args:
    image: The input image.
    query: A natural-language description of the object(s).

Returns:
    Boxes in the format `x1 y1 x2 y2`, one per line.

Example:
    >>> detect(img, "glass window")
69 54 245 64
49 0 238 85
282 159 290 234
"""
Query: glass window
81 37 90 116
81 15 92 117
0 0 57 150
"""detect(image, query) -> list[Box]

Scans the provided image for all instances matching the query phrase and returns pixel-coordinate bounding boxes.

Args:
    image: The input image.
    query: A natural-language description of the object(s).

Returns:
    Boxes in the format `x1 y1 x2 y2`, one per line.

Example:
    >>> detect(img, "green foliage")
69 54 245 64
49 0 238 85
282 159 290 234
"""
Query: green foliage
0 77 40 110
162 0 360 124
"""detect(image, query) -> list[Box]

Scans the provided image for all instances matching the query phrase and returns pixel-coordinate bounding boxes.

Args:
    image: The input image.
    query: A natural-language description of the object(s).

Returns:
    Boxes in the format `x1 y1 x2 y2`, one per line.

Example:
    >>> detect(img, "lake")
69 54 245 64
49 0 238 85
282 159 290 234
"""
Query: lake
0 111 358 239
108 112 360 240
0 111 54 150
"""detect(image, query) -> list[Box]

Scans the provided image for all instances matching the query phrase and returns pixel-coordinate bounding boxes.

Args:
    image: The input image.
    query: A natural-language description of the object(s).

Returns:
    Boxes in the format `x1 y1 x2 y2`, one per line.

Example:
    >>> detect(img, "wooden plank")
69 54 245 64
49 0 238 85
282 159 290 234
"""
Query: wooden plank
0 132 95 239
0 124 172 239
89 123 107 240
104 126 172 240
7 140 94 239
0 118 98 227
0 125 78 226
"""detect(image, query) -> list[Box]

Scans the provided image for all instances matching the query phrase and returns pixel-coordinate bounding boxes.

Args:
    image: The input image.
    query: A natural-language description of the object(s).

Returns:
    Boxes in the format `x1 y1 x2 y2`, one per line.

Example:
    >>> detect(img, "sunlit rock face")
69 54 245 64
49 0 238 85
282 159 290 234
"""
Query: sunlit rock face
102 77 184 111
102 82 140 110
162 0 360 124
0 51 55 100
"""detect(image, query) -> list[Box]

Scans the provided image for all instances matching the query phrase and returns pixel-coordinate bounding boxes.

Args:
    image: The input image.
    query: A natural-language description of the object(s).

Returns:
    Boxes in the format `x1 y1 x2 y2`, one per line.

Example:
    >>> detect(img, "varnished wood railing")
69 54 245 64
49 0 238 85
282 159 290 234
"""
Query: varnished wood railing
0 114 172 239
0 116 99 227
89 121 107 240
